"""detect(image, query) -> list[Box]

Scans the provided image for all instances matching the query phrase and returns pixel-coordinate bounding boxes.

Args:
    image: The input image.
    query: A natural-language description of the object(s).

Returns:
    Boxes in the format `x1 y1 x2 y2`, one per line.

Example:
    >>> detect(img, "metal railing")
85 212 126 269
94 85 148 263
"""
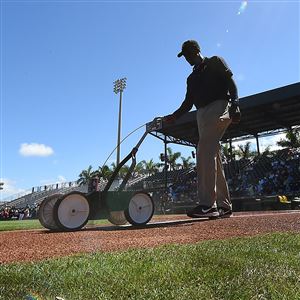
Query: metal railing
0 181 80 208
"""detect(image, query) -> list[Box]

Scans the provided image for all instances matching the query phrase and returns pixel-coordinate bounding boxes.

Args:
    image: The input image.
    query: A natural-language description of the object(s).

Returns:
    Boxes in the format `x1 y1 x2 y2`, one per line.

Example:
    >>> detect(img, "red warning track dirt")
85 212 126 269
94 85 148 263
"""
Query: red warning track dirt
1 211 300 264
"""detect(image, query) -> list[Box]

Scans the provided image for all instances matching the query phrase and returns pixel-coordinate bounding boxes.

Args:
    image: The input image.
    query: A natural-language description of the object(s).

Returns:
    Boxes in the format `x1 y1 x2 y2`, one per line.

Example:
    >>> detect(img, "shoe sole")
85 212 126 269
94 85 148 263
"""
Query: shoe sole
219 214 232 218
213 213 233 219
189 211 220 218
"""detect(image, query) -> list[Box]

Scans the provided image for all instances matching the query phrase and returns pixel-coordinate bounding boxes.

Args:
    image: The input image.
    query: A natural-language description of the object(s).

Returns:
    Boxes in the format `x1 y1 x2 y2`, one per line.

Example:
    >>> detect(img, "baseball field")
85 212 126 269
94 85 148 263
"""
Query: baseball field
1 211 300 300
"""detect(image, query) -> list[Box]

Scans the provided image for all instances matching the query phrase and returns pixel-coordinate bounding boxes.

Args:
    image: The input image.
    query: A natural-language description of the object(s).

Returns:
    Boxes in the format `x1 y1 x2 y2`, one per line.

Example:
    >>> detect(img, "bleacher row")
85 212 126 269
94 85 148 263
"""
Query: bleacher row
0 183 88 209
128 169 190 191
0 176 145 210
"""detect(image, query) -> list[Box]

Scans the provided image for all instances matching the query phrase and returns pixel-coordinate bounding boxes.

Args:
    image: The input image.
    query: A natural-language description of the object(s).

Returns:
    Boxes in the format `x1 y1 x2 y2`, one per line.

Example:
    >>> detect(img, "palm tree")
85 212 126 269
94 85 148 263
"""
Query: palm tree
277 129 300 149
261 145 272 157
99 165 112 180
167 147 181 170
142 159 159 176
221 143 233 161
180 156 195 169
102 162 125 179
77 165 94 186
119 165 130 178
236 142 256 160
133 161 145 177
110 162 117 172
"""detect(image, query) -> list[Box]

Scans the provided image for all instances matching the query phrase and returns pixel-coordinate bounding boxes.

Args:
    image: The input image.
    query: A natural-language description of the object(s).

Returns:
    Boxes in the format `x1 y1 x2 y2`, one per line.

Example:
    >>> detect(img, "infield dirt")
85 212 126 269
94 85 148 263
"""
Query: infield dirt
1 211 300 264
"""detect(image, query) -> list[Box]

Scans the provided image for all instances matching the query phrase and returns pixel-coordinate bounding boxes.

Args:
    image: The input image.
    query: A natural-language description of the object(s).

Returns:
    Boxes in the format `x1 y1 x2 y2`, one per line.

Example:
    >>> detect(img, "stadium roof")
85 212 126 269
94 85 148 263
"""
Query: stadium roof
149 82 300 147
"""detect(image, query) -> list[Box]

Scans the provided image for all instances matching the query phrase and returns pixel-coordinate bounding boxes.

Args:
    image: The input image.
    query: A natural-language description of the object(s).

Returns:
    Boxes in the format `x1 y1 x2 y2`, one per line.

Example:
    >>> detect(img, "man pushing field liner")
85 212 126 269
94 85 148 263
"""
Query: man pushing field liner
164 40 241 218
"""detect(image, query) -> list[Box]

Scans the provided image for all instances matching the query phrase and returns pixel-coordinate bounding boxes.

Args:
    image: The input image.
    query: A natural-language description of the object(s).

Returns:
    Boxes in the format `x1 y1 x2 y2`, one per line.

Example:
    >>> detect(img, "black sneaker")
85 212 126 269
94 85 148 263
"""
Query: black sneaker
187 205 219 218
218 207 233 218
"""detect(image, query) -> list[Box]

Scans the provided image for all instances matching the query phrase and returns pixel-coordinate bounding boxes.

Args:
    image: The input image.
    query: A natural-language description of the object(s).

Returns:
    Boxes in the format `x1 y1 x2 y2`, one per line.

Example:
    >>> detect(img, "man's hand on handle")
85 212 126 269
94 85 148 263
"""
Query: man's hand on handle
163 100 241 125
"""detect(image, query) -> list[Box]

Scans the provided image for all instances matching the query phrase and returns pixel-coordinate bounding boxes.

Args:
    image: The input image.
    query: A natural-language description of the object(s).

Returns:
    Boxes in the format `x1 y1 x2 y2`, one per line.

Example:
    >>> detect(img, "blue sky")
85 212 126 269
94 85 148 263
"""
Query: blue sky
1 0 299 199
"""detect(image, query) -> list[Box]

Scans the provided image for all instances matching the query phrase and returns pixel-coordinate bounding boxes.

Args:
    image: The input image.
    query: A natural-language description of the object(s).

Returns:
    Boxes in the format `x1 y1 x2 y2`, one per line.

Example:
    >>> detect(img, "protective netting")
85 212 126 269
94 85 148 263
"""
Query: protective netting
225 148 300 197
129 148 300 211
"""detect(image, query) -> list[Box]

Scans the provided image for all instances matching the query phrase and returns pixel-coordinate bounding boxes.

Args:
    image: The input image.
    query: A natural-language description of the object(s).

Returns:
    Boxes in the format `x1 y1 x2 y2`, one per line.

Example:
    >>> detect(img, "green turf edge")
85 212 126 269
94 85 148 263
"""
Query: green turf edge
1 232 300 300
0 219 109 232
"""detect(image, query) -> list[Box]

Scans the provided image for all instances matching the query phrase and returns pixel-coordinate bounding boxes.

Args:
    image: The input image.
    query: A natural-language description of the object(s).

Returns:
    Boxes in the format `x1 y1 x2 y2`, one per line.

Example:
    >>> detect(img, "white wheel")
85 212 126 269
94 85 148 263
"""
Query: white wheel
108 211 127 225
38 194 62 230
125 192 154 226
54 192 90 231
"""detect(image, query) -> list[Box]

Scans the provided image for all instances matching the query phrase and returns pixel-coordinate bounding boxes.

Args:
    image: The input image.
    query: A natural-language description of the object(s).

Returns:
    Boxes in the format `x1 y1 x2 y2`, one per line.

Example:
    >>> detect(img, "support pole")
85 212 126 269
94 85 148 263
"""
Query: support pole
255 134 260 155
229 139 233 162
164 136 168 191
116 90 123 166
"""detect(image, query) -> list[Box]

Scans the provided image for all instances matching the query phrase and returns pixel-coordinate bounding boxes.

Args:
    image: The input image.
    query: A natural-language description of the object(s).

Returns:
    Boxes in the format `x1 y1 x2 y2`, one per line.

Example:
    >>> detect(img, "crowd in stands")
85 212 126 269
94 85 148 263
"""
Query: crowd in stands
226 148 300 197
0 205 39 221
150 148 300 205
167 168 198 202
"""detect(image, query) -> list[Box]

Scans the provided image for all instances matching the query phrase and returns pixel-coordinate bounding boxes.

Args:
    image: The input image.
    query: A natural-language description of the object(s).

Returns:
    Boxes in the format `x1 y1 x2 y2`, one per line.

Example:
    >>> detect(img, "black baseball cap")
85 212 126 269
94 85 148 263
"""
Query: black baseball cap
177 40 201 57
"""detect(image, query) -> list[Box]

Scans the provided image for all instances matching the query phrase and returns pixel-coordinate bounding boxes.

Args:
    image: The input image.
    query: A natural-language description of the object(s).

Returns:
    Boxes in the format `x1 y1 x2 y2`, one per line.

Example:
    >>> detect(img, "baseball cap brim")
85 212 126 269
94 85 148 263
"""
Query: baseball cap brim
177 40 200 58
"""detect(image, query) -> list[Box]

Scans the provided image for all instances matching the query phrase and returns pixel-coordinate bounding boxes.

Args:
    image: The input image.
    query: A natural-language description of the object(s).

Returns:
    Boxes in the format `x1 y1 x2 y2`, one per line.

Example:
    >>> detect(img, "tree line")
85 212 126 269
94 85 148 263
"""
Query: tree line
77 147 195 186
77 128 300 185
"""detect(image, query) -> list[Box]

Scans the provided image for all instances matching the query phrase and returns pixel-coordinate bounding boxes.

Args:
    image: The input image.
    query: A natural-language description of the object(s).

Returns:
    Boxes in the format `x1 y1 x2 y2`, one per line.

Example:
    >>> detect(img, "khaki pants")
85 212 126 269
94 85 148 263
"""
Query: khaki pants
196 100 232 210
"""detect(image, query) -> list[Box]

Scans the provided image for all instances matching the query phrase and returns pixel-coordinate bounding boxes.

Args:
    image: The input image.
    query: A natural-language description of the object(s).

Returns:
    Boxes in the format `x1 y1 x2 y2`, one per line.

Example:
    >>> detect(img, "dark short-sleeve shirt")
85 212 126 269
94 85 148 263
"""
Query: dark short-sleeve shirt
173 56 233 119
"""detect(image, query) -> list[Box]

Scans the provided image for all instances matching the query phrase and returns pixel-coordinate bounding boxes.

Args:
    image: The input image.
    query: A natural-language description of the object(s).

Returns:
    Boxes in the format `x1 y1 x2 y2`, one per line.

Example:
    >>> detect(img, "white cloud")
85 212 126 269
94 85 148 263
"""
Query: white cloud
0 178 26 201
57 175 66 182
19 143 54 157
40 175 67 186
0 175 67 202
39 179 54 185
259 134 285 151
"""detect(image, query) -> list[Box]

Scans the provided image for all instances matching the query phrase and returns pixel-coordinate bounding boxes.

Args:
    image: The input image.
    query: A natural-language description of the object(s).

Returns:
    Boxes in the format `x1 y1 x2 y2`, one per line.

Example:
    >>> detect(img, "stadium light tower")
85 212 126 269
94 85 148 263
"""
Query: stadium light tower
113 77 127 167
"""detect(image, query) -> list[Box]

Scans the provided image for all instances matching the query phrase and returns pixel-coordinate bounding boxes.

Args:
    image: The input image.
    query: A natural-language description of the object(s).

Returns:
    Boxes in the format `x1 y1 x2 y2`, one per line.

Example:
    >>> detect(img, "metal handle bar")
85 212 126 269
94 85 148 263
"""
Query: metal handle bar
103 131 148 194
102 117 163 194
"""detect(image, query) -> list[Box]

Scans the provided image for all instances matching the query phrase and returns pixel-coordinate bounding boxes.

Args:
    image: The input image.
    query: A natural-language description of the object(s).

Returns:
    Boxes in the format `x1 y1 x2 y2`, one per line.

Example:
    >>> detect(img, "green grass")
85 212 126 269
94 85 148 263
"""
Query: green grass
0 219 43 231
1 232 300 300
0 219 109 232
